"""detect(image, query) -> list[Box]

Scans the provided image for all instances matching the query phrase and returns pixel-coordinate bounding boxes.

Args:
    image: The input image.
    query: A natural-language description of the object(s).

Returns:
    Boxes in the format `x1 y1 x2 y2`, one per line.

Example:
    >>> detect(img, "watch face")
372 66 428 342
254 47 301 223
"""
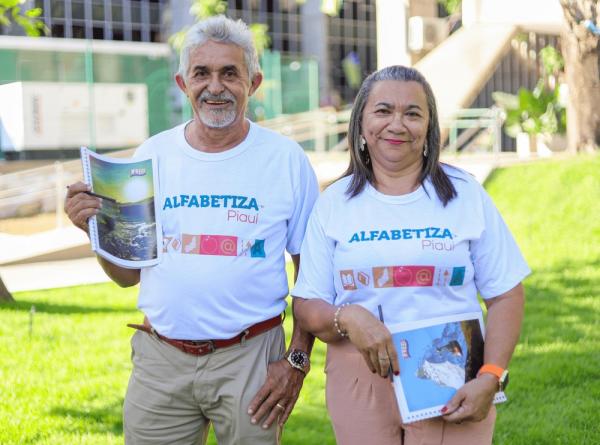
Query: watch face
290 350 308 367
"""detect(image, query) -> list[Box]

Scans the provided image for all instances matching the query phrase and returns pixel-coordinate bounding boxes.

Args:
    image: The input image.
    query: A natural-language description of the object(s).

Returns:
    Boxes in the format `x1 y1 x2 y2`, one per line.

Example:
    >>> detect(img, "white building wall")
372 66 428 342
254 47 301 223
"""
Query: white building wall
376 0 411 68
463 0 564 33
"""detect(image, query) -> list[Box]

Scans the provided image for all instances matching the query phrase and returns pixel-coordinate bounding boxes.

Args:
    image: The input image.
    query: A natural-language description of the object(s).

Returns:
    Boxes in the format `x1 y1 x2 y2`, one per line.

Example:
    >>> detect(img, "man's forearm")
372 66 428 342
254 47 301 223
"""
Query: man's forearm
288 254 315 353
288 299 315 355
97 256 140 288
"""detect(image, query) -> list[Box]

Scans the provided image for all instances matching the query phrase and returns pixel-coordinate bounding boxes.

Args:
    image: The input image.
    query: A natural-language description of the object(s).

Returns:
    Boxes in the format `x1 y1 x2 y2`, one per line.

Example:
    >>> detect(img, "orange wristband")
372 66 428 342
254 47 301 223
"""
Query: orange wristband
477 364 505 380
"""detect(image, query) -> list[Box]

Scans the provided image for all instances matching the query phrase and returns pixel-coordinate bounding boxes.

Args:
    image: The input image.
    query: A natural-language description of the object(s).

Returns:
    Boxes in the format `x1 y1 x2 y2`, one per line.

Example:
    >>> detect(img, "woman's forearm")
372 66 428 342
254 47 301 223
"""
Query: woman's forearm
483 283 525 368
292 297 341 343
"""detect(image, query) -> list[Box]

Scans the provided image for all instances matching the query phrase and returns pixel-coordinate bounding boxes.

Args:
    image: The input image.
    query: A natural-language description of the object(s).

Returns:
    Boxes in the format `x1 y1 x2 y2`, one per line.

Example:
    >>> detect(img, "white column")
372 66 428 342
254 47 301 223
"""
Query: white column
376 0 411 69
301 0 330 105
462 0 482 27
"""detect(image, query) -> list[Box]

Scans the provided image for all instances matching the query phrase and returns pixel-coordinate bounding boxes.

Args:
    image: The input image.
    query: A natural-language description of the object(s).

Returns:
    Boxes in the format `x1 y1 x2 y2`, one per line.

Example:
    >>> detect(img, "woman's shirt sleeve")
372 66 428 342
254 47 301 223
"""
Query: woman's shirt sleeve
471 185 531 299
291 196 337 304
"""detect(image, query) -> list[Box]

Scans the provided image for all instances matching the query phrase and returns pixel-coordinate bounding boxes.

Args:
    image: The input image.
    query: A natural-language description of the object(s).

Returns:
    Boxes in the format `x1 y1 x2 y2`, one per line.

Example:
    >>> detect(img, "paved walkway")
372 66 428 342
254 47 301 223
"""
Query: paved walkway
0 152 529 293
1 257 110 293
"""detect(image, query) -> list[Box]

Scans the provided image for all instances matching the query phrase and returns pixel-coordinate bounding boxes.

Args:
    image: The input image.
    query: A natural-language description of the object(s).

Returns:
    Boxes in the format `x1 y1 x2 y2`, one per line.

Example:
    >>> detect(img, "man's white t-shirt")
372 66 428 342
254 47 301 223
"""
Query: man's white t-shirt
291 166 530 324
135 121 318 339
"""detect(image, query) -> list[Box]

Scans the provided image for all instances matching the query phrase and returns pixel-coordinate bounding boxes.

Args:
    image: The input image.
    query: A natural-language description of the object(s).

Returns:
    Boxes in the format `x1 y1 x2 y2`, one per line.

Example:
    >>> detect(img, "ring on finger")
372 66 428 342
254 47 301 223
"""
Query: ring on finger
275 402 285 410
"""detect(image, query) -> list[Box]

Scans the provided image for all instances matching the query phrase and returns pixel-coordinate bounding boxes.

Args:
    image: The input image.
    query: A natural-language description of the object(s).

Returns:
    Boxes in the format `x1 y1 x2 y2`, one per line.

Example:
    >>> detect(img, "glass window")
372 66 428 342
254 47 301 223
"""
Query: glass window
131 4 141 23
92 4 104 21
51 0 65 18
150 30 161 43
149 4 161 23
72 25 85 39
51 23 65 37
71 1 85 20
93 27 104 39
112 5 123 22
57 52 86 82
112 29 124 41
93 53 122 82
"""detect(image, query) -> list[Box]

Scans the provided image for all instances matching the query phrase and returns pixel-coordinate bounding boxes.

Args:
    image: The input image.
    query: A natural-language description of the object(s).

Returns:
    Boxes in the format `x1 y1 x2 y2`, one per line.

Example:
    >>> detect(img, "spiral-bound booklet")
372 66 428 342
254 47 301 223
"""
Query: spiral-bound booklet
80 146 162 269
389 312 507 424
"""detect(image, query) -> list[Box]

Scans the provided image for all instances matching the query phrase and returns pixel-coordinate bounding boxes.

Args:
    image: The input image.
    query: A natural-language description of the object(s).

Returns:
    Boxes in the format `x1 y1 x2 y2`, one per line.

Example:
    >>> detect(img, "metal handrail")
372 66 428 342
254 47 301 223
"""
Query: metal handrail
441 107 504 153
0 107 352 220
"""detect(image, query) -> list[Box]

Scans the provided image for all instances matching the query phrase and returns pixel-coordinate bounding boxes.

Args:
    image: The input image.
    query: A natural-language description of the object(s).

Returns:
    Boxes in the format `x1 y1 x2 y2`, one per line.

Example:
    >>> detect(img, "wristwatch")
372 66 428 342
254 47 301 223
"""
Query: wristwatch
285 349 310 375
477 364 509 391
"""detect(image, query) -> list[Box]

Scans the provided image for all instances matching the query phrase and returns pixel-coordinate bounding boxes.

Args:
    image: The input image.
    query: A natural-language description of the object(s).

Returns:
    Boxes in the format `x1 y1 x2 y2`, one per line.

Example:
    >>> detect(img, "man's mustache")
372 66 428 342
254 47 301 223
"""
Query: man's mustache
199 92 236 103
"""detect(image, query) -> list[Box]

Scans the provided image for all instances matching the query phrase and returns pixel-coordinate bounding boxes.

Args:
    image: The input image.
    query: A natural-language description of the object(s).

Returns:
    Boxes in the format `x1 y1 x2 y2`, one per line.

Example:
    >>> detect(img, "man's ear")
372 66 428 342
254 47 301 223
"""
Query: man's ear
175 73 188 95
248 72 263 97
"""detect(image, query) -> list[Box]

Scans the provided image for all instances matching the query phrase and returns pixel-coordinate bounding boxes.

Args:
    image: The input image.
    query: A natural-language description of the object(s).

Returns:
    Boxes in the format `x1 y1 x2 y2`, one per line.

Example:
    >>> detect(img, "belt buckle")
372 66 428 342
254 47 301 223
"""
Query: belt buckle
202 340 215 353
240 329 250 347
189 339 215 353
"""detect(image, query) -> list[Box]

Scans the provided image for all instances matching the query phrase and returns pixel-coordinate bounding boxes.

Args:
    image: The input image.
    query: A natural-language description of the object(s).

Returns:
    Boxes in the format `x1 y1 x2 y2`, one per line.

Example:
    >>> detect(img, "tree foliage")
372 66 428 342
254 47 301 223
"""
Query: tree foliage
437 0 462 15
0 0 47 36
169 0 270 55
493 46 567 138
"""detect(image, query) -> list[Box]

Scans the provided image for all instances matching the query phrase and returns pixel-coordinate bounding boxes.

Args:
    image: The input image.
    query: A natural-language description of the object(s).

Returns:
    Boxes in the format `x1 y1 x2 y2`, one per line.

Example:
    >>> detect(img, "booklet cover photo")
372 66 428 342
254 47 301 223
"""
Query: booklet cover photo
80 147 161 268
389 312 506 423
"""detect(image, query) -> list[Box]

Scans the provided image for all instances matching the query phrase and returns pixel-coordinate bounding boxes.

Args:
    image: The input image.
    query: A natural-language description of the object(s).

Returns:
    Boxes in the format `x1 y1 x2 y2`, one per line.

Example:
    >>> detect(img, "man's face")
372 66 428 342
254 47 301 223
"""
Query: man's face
176 40 261 129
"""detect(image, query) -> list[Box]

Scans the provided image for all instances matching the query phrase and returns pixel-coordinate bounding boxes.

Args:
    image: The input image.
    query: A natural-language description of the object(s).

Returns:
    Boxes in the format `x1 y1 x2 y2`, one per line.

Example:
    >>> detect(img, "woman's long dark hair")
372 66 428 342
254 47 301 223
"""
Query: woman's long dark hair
343 65 457 206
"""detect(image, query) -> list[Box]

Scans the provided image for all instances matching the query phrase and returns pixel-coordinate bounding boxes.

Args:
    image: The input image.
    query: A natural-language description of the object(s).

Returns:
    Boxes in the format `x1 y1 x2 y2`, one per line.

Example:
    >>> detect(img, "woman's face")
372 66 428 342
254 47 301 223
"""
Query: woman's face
361 80 429 174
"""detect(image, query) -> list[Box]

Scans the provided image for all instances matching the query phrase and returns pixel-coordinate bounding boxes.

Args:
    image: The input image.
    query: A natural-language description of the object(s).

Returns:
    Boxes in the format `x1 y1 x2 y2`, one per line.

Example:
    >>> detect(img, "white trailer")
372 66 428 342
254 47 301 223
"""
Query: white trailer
0 81 148 153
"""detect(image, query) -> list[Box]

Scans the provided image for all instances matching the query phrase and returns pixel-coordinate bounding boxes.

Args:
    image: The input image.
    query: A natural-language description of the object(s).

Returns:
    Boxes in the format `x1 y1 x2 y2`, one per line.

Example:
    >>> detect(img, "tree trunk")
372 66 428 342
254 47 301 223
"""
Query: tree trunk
560 0 600 153
0 275 14 302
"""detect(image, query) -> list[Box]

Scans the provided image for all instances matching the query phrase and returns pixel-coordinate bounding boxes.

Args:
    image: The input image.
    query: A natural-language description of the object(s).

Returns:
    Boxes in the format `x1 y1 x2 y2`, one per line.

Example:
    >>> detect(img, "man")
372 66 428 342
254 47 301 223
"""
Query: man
65 15 318 445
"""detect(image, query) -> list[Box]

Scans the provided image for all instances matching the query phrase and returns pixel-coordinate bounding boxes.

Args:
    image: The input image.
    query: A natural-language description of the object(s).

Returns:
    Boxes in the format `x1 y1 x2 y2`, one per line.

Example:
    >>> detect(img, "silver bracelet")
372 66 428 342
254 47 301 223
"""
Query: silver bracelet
333 303 350 338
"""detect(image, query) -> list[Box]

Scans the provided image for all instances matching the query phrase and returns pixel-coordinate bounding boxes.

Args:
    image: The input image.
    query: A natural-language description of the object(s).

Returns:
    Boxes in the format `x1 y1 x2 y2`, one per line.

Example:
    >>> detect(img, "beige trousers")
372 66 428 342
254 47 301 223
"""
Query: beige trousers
123 326 285 445
325 340 496 445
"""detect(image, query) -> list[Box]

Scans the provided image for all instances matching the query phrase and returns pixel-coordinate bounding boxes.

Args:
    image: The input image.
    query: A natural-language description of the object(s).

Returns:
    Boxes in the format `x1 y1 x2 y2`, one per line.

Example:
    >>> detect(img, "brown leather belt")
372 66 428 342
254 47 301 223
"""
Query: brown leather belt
127 314 282 356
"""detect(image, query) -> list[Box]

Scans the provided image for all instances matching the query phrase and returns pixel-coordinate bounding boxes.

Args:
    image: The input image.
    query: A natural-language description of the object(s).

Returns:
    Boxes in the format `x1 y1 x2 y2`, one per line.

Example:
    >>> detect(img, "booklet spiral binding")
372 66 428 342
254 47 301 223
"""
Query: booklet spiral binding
403 392 507 423
388 312 509 424
79 147 100 253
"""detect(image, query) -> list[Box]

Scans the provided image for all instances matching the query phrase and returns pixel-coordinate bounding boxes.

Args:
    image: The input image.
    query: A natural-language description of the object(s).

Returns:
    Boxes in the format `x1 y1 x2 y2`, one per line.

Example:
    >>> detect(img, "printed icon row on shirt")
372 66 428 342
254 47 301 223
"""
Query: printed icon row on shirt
339 265 466 290
163 234 266 258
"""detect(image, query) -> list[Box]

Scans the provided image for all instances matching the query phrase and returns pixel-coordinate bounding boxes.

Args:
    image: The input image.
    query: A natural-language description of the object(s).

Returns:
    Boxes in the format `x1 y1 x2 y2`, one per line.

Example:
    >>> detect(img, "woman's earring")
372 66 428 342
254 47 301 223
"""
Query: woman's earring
360 136 366 152
423 142 428 157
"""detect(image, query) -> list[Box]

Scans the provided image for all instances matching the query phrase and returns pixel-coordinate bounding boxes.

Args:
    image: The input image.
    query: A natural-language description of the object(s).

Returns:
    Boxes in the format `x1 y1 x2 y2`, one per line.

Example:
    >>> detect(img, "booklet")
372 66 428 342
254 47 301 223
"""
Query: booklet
388 312 507 424
80 146 162 269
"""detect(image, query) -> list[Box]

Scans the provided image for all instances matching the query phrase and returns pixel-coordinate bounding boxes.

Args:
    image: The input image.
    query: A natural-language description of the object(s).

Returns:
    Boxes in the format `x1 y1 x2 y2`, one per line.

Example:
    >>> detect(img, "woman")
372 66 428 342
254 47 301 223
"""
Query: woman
291 66 529 445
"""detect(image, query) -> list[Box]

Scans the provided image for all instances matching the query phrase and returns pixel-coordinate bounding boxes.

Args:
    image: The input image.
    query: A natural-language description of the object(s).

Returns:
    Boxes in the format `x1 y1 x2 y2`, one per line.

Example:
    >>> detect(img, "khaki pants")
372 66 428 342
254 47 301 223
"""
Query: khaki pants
325 340 496 445
123 326 285 445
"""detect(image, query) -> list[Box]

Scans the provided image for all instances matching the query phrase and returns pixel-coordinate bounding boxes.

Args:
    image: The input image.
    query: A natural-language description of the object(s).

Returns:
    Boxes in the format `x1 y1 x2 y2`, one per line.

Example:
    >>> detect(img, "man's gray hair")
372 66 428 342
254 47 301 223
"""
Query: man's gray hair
178 15 260 80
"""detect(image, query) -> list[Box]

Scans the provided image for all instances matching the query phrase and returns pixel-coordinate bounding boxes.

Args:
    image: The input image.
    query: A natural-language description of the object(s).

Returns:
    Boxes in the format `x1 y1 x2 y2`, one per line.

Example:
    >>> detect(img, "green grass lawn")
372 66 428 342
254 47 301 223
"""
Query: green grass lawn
1 154 598 444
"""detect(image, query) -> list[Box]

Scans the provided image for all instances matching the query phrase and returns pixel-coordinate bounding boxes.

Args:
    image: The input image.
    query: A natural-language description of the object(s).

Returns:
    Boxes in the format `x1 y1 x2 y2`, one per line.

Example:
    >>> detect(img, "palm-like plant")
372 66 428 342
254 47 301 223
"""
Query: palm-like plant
493 46 567 139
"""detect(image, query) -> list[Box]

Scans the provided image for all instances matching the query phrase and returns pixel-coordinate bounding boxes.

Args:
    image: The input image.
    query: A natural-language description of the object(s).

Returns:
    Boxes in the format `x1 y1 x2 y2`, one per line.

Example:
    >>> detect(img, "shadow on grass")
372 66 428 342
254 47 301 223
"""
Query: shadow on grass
50 400 124 436
0 299 136 315
522 257 600 344
496 348 600 445
49 401 337 445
